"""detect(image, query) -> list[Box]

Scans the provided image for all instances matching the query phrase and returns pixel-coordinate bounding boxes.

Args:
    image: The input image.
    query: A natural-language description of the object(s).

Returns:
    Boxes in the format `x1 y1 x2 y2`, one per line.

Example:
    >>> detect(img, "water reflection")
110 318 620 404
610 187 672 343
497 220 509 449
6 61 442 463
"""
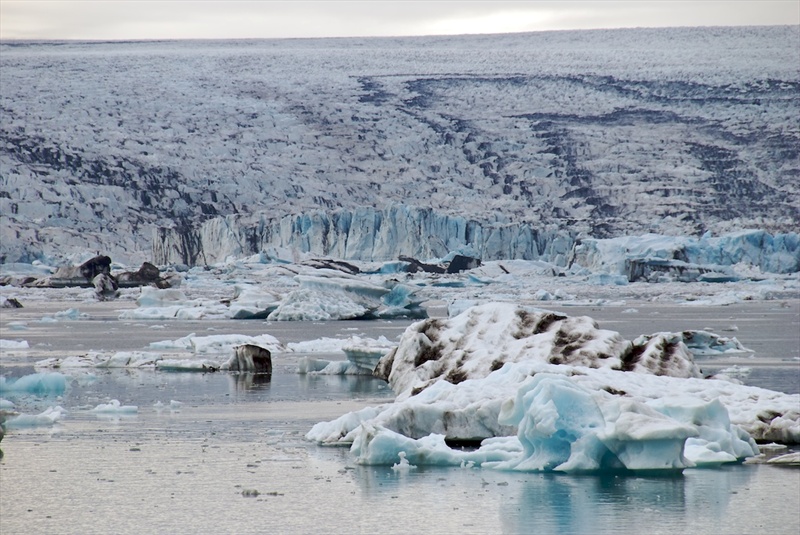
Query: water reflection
228 372 272 393
342 457 759 535
510 466 755 533
296 373 393 397
10 367 396 408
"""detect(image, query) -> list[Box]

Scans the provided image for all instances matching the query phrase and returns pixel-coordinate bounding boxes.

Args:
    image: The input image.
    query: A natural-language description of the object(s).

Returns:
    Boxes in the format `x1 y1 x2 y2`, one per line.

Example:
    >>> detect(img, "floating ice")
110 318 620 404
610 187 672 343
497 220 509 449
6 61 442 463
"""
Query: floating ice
150 333 283 354
119 287 230 320
119 274 426 322
222 344 272 373
570 231 800 280
90 400 138 414
391 451 417 473
374 303 700 399
36 351 162 369
53 308 86 320
0 372 67 396
297 358 364 375
155 359 223 372
0 339 29 349
3 406 68 428
342 336 396 373
154 400 184 411
287 337 351 353
315 362 772 472
228 285 280 319
294 336 396 375
268 275 426 321
766 452 800 465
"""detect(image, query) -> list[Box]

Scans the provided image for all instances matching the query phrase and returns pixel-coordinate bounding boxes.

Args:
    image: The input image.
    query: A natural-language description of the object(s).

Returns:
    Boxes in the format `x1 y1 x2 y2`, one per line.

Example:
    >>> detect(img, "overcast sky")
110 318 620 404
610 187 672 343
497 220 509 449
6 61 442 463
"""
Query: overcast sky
1 1 798 40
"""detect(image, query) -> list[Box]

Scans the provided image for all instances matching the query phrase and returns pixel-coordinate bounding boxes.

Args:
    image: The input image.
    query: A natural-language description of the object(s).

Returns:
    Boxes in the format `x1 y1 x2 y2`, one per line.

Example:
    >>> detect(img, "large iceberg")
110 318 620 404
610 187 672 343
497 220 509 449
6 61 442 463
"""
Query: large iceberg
375 303 701 399
307 303 798 473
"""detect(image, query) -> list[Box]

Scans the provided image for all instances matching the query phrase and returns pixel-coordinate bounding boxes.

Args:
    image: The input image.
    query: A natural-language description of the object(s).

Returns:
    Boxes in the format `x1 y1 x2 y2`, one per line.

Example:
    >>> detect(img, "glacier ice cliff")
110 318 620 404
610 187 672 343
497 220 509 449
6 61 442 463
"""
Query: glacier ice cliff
152 205 800 275
152 205 574 265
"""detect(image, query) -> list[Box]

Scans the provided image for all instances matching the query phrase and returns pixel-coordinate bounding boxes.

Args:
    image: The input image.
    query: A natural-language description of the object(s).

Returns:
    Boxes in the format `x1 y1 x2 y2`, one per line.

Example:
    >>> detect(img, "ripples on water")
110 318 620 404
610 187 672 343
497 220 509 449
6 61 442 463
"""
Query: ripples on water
1 304 799 534
1 369 798 535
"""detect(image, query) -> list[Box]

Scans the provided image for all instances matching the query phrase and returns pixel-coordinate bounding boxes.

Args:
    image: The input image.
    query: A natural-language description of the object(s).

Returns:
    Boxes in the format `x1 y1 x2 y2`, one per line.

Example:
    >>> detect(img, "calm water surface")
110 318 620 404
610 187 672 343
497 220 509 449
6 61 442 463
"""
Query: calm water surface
1 301 798 534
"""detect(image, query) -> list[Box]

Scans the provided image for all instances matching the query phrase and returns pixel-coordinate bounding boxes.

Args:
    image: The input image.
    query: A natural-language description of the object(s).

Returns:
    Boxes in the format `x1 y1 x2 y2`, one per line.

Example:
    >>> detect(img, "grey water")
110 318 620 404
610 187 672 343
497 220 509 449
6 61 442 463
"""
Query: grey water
1 301 799 534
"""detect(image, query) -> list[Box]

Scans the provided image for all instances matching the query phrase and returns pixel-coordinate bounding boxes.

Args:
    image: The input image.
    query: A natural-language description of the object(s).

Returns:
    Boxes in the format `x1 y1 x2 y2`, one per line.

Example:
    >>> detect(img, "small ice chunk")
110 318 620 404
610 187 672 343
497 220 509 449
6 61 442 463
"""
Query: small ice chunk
0 339 29 349
391 451 417 473
4 406 67 428
90 400 138 413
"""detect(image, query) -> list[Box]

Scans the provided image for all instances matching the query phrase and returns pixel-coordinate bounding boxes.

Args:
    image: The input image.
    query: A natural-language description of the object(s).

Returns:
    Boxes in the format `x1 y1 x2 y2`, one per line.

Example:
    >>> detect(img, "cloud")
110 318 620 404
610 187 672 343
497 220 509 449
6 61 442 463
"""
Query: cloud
1 0 798 40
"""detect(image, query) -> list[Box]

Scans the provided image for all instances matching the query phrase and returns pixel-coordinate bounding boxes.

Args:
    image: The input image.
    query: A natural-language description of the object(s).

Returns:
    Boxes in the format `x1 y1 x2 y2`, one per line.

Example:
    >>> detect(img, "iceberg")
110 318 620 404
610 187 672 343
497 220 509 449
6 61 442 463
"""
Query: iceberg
268 274 426 321
149 332 282 354
119 270 427 322
342 336 396 373
295 336 396 375
0 372 68 396
307 303 797 473
374 303 700 399
0 339 29 350
569 231 800 280
90 399 138 414
3 406 68 428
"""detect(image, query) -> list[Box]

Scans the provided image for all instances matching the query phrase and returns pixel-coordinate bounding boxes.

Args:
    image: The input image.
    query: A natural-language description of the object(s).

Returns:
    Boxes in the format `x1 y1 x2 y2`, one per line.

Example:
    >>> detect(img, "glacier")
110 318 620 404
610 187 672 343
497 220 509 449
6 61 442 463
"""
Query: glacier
1 27 798 267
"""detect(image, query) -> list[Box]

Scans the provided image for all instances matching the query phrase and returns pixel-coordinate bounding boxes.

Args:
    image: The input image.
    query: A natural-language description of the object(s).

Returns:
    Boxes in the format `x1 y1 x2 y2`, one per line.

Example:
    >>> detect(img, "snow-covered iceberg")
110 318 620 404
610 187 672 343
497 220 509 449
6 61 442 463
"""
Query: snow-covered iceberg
374 303 700 398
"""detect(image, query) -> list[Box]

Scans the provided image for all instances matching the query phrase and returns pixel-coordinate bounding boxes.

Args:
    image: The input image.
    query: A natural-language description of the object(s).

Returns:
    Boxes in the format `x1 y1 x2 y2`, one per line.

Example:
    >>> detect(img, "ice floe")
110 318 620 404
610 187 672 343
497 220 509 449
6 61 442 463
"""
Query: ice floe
0 339 29 350
90 400 138 414
3 406 68 428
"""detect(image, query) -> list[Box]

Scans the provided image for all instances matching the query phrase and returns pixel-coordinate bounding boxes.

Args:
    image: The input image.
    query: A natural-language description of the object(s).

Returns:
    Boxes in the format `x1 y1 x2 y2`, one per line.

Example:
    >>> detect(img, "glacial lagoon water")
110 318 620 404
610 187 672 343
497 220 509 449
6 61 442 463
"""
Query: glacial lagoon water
1 300 798 535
